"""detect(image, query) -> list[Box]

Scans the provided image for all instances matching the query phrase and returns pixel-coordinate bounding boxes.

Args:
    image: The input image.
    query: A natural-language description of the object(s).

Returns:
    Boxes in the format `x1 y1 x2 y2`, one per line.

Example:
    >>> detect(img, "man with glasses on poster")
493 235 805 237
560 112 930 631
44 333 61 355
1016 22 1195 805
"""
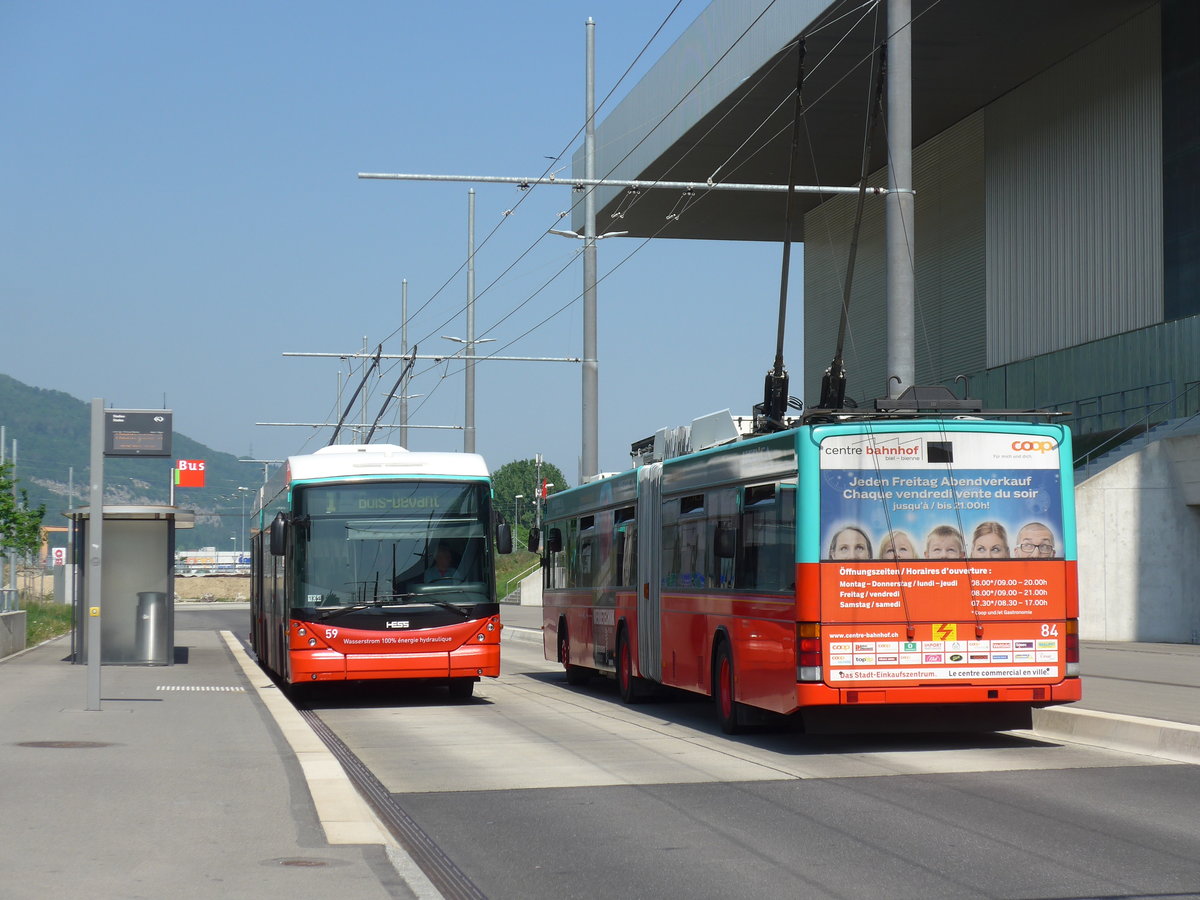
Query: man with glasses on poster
1014 522 1057 558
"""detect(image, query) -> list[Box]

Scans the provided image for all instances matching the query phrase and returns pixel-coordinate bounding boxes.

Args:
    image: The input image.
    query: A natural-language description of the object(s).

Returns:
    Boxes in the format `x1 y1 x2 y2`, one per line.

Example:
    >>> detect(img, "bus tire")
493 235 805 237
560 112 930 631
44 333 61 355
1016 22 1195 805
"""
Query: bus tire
617 629 648 704
447 678 475 700
559 623 591 686
713 641 745 735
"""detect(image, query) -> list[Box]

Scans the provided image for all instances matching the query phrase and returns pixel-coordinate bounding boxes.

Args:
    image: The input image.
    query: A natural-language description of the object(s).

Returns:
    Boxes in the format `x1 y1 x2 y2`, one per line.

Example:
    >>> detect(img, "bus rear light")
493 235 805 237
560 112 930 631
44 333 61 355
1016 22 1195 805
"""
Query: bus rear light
1065 619 1080 676
797 622 822 681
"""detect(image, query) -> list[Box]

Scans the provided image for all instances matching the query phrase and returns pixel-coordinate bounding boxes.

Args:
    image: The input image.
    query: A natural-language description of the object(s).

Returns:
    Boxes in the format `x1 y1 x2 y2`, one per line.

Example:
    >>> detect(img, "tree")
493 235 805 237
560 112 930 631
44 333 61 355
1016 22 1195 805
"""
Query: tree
0 466 44 557
0 461 46 558
490 458 569 534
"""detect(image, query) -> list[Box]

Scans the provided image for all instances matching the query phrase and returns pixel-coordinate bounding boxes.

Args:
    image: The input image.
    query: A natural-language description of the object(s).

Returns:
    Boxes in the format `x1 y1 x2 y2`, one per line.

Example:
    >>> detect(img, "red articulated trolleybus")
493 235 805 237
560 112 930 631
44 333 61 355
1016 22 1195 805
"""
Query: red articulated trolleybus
250 444 512 698
540 401 1080 733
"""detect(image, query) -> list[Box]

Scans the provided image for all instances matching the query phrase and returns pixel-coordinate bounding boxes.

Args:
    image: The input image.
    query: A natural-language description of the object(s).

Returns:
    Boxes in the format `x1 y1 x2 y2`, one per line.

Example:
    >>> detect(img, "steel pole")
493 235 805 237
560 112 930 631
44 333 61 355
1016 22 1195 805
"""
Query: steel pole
86 399 104 710
465 189 476 453
581 17 599 479
886 0 915 396
400 278 409 448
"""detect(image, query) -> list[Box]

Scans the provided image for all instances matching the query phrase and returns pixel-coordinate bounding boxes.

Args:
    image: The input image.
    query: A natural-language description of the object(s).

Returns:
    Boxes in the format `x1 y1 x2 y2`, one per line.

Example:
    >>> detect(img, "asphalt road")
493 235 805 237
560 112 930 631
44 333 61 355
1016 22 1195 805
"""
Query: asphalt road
185 606 1200 900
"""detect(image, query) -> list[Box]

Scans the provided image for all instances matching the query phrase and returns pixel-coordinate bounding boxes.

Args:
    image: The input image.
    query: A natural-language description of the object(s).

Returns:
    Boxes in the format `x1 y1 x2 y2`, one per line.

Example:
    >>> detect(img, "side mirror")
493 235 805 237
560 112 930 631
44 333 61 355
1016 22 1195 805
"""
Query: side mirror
496 522 513 555
547 527 563 554
526 526 540 553
269 512 288 557
714 523 736 559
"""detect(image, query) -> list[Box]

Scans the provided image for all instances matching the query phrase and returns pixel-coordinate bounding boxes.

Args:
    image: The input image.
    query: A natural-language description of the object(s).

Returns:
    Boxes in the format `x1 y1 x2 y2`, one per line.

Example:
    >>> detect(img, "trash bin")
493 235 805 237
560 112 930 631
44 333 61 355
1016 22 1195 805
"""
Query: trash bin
135 592 169 664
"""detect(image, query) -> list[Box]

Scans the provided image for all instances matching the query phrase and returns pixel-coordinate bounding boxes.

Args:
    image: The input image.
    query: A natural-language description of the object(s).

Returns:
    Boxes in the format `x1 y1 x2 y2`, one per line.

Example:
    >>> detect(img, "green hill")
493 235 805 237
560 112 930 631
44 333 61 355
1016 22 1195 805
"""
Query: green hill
0 373 264 551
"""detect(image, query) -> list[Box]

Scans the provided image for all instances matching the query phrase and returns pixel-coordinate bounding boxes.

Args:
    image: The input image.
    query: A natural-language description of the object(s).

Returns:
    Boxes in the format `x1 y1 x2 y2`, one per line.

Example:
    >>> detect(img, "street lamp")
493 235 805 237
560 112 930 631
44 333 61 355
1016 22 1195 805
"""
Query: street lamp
514 495 523 534
236 486 253 554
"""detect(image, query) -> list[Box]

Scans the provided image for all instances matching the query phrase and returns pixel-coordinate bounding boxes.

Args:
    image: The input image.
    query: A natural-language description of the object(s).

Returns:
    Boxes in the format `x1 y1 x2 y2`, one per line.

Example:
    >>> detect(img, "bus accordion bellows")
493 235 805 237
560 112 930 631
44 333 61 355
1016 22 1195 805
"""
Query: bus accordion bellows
541 404 1080 733
249 444 511 698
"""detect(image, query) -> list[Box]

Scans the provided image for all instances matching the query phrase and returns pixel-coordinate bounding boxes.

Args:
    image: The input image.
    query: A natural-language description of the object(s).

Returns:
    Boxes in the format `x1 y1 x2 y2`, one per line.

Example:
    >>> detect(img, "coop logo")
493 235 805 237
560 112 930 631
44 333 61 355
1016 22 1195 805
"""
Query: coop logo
1011 440 1057 453
385 620 411 629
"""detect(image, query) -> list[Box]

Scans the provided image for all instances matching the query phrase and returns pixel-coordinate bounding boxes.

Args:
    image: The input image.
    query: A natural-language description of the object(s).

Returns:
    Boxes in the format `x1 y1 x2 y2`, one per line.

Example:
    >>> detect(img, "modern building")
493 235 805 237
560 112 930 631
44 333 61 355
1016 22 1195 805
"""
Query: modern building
576 0 1199 642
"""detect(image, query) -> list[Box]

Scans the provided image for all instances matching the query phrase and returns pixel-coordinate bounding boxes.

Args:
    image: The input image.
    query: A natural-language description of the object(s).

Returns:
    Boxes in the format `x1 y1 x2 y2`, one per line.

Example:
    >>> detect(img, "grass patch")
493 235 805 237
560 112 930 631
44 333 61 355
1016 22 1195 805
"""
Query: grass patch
24 598 74 646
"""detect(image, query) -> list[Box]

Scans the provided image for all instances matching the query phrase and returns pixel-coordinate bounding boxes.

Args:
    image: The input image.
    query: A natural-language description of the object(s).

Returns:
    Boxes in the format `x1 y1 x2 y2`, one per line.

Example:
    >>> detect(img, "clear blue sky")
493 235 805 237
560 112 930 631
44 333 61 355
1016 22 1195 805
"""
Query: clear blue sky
3 1 802 484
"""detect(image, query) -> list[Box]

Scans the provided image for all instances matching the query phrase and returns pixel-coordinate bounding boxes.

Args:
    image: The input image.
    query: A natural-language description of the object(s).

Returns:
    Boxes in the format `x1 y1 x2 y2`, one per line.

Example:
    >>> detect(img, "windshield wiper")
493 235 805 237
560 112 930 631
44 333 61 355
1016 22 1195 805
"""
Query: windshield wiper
316 593 418 620
316 592 473 621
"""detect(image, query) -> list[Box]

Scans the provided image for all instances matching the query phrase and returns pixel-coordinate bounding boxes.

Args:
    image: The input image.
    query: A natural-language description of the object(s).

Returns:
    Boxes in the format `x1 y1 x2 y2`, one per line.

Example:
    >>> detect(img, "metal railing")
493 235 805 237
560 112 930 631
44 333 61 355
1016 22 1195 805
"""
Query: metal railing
1 588 18 613
1071 380 1200 478
499 560 543 602
1047 381 1176 435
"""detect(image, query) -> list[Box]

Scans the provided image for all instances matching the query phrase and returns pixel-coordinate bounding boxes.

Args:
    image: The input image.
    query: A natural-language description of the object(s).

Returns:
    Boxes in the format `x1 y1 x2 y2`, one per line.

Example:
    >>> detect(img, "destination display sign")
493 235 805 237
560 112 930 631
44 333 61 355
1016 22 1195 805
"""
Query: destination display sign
300 481 482 516
104 410 173 458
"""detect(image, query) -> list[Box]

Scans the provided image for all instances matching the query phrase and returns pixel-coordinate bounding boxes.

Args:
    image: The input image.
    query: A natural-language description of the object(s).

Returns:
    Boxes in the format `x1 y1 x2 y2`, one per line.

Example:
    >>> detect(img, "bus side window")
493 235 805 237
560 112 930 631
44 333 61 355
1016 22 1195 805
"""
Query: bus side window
614 507 636 588
545 524 566 589
678 495 706 588
738 483 793 592
661 498 680 588
709 488 738 589
577 515 595 588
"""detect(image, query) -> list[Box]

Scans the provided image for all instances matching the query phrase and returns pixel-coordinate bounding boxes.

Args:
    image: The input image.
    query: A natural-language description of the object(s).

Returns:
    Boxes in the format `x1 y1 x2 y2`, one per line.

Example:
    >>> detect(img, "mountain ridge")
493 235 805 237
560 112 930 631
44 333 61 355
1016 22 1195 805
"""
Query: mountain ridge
1 372 268 550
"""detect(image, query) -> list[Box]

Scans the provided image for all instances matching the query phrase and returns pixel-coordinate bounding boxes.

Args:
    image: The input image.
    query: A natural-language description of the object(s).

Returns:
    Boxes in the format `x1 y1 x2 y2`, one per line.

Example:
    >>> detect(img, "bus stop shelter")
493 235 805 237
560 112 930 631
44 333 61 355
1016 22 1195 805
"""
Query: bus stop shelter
66 505 195 665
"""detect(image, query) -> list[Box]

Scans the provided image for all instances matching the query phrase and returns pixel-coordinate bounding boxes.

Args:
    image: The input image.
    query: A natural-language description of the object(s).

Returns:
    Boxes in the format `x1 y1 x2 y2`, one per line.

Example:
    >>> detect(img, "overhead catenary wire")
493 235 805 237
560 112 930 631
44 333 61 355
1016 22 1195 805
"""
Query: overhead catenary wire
356 1 916 447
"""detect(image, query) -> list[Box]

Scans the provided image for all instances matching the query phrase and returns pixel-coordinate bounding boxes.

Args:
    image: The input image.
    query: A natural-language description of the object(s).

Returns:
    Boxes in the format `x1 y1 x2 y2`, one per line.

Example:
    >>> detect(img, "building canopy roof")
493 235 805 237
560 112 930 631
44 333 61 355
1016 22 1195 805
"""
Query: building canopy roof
576 0 1155 242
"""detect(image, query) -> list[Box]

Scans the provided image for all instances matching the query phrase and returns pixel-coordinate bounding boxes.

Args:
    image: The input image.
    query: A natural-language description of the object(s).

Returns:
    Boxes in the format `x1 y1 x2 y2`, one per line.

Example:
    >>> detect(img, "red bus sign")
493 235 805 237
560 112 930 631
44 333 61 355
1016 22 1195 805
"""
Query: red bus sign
175 459 206 488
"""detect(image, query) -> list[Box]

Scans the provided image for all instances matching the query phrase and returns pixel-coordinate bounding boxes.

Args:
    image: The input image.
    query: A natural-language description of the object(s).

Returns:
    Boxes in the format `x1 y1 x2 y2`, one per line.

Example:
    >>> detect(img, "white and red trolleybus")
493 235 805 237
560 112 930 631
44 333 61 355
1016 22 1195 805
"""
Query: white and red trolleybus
541 414 1080 732
250 444 511 698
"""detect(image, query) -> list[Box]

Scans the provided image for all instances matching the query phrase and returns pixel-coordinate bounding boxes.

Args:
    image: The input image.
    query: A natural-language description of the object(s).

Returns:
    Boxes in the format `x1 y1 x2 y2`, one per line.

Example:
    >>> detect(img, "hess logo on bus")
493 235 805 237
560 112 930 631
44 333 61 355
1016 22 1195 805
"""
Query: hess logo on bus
1011 440 1057 453
386 620 411 629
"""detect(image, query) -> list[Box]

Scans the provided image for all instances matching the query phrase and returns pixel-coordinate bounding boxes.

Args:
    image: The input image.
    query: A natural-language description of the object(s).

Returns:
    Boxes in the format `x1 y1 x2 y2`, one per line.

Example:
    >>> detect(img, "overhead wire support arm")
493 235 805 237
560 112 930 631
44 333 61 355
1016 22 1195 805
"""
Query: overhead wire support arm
283 352 582 363
358 171 898 198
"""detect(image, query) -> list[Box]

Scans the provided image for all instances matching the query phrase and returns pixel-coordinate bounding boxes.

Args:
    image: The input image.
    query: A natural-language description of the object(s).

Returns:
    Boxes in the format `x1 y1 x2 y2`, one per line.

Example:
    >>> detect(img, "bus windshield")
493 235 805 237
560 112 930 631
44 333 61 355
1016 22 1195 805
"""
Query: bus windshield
293 481 492 608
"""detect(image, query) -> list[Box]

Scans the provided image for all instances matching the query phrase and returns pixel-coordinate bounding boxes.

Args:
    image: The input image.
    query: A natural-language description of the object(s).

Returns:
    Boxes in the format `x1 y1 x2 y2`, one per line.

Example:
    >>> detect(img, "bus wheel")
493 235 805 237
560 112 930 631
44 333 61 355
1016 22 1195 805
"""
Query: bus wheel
713 642 744 735
617 630 647 704
447 678 475 700
559 625 591 686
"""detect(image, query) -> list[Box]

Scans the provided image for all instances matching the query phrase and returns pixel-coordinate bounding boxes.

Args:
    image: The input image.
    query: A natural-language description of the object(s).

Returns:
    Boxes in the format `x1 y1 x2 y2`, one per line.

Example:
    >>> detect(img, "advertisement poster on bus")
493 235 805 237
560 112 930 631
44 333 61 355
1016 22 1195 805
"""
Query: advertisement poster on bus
817 430 1069 685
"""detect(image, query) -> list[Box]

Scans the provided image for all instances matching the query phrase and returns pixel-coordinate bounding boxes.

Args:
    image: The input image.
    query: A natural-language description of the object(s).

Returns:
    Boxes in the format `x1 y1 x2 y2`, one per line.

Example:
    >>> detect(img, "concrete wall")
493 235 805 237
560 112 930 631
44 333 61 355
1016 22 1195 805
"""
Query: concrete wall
1 611 27 658
1077 434 1200 642
519 568 543 607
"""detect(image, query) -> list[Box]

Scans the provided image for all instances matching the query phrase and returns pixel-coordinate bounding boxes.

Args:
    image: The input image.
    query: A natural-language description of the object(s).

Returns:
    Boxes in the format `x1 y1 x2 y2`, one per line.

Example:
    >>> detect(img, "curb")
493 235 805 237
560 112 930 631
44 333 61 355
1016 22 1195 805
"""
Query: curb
502 625 543 646
1032 705 1200 765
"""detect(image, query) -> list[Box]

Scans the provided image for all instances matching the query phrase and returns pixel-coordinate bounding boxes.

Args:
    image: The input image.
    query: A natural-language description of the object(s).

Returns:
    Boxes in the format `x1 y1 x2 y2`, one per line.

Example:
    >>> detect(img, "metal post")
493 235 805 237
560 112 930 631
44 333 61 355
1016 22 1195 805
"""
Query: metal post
0 425 5 596
400 278 409 449
582 17 599 479
886 0 915 396
360 335 369 443
86 399 104 711
465 189 477 453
